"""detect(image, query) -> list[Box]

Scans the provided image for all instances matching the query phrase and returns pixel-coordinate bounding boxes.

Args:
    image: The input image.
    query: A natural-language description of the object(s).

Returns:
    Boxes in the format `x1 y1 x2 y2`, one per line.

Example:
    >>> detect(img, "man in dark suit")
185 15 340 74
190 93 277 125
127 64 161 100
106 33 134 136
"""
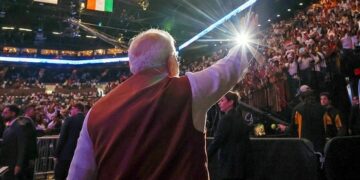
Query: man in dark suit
22 104 39 178
0 116 4 137
1 104 29 180
54 103 85 180
207 92 251 180
289 85 326 153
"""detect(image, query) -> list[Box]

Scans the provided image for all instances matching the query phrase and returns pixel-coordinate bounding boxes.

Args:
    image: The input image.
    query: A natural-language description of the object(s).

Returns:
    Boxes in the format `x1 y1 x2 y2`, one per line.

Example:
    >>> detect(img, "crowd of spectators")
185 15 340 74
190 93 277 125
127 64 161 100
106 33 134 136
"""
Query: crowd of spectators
184 0 360 120
0 66 130 89
0 92 95 136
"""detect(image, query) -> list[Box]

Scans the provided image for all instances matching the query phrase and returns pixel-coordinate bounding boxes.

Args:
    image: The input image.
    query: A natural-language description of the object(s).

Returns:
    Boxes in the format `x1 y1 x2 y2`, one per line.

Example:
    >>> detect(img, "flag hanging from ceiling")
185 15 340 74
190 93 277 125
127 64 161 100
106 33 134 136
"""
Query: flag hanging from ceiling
87 0 113 12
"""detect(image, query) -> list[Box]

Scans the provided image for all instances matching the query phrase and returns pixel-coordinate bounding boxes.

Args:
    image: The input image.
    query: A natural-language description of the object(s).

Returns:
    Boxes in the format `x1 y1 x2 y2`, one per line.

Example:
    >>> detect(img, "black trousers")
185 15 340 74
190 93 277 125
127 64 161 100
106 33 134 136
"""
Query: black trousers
3 164 34 180
54 160 71 180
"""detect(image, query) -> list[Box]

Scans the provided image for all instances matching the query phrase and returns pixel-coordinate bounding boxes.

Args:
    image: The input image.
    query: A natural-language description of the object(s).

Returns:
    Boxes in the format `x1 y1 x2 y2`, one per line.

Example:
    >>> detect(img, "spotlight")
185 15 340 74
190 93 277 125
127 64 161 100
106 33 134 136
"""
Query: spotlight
235 32 250 46
299 3 303 6
287 9 291 12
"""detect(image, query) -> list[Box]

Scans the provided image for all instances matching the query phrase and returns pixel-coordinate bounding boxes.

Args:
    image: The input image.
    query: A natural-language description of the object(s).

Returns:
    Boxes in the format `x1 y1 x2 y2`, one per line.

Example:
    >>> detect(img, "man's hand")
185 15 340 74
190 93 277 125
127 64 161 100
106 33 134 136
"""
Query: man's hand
14 165 21 175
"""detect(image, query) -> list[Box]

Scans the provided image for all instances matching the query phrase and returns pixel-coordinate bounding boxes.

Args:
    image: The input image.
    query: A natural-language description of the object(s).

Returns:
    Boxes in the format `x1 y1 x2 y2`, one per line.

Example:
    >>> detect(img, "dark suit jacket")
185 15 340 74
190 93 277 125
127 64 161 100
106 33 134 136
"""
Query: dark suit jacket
0 120 4 137
55 113 85 161
207 108 250 179
289 101 326 152
0 120 27 170
19 116 38 161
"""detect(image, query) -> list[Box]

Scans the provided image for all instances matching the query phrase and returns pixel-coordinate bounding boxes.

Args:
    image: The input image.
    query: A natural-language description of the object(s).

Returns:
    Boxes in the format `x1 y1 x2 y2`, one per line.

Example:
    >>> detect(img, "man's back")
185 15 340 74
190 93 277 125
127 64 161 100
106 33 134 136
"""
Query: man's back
68 27 256 179
292 101 326 152
87 70 208 179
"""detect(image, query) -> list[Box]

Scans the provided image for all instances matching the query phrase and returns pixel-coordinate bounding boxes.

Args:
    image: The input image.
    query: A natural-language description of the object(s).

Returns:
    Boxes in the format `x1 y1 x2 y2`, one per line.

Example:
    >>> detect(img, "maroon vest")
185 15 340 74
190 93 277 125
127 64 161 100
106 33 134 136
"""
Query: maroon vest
88 69 209 180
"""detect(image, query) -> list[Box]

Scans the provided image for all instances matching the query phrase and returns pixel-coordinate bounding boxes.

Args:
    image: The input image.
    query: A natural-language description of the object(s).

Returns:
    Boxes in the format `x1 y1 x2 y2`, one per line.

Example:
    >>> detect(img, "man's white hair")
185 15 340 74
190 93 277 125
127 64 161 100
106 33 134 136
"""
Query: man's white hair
128 29 176 74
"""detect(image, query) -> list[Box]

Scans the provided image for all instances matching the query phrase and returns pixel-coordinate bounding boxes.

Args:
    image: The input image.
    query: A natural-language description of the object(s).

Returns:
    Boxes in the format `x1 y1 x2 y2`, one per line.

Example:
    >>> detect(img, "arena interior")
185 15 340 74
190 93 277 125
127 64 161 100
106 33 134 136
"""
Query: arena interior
0 0 360 179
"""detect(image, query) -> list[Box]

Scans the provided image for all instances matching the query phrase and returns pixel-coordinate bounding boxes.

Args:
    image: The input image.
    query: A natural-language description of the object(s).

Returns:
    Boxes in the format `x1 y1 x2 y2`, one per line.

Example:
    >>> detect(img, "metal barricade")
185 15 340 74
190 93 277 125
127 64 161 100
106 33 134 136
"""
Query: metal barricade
34 136 59 180
0 166 9 180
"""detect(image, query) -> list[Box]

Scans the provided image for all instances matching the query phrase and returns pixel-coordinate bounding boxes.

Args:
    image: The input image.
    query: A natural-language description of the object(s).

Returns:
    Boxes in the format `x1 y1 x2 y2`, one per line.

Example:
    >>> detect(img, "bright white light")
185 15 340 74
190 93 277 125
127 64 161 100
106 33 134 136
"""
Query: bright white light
267 19 271 22
19 28 32 32
2 27 15 30
236 32 250 46
299 3 303 6
52 32 62 35
277 14 280 18
80 2 85 9
86 35 97 39
287 9 291 12
257 24 261 27
178 0 257 50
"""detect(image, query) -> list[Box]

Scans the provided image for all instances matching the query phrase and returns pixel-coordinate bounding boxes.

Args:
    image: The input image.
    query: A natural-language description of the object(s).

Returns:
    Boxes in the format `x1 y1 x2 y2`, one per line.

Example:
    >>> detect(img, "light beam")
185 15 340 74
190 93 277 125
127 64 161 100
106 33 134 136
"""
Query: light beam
178 0 257 50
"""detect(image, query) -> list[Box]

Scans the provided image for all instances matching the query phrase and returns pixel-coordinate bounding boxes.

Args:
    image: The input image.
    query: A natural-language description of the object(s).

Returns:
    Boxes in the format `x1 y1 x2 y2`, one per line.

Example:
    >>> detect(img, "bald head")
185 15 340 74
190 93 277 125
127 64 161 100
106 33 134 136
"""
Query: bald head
128 29 177 74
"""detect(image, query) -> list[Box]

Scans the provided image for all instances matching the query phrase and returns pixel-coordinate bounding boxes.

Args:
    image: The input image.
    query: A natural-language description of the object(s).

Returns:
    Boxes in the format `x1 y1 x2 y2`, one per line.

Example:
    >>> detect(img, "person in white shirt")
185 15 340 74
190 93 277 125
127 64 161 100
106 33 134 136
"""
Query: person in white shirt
68 16 259 180
297 47 314 85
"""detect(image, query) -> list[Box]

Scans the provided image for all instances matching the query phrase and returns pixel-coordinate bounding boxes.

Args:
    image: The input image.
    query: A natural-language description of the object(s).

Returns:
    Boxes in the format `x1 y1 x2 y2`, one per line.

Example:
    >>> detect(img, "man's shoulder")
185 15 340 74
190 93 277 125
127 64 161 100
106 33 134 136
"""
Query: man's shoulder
76 113 85 121
293 102 305 111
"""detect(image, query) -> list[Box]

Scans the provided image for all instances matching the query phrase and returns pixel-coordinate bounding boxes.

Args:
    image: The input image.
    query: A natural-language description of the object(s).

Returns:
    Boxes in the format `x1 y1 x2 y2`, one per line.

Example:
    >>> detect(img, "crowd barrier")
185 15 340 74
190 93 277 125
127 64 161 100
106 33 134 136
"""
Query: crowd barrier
54 87 97 94
324 136 360 180
33 136 58 180
207 137 319 180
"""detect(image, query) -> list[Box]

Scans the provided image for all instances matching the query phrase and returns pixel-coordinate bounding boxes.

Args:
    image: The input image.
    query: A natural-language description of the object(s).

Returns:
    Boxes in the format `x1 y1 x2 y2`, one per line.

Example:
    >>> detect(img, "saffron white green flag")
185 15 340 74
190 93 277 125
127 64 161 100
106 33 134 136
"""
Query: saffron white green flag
87 0 113 12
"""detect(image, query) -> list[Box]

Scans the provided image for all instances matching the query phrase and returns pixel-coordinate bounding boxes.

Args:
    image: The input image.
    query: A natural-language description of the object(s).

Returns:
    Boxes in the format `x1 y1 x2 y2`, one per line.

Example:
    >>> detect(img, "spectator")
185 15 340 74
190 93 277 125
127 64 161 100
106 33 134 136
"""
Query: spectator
349 96 360 135
1 104 35 180
54 103 85 180
289 85 326 152
320 92 346 138
207 92 251 180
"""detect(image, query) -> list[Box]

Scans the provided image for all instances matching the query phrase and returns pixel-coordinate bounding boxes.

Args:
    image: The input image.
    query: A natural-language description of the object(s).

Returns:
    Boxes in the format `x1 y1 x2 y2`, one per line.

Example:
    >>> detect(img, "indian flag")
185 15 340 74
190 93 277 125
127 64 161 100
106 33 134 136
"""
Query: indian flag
87 0 113 12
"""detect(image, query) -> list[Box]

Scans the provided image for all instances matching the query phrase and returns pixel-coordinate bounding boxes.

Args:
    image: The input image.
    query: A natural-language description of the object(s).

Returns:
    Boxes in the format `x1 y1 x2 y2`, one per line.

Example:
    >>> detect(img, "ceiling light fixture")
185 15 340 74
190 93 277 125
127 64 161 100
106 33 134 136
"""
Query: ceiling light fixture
19 28 32 32
2 27 15 30
86 35 97 39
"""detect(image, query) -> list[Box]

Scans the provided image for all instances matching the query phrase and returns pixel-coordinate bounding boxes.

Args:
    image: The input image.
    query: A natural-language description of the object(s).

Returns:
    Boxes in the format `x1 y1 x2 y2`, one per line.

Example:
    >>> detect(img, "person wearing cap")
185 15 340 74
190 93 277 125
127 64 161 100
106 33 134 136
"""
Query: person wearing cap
320 92 346 138
290 85 326 152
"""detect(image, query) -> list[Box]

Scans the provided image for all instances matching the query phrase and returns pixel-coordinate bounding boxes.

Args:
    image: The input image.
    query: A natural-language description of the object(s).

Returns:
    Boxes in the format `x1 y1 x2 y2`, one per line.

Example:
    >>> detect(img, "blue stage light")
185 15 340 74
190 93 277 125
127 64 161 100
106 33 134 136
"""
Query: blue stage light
178 0 257 51
0 56 129 65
